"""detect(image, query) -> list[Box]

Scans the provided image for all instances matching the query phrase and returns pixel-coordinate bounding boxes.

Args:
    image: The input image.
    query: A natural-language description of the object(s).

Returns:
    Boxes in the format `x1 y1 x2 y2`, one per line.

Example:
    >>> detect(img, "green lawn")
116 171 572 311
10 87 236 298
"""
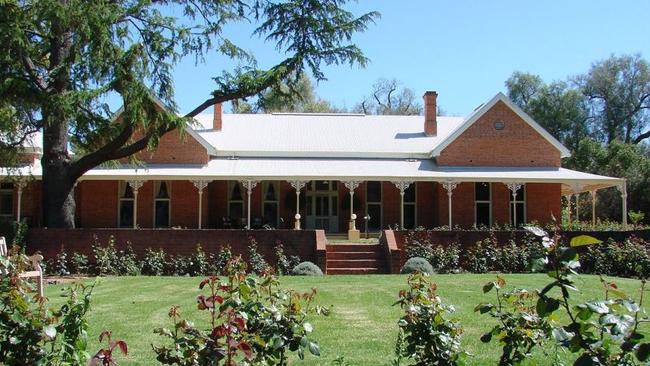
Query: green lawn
46 274 647 365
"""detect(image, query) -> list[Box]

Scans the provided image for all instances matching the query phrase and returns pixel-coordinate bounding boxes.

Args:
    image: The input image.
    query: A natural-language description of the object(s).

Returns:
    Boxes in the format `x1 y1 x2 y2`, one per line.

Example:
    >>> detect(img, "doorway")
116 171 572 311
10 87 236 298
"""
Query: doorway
305 180 339 232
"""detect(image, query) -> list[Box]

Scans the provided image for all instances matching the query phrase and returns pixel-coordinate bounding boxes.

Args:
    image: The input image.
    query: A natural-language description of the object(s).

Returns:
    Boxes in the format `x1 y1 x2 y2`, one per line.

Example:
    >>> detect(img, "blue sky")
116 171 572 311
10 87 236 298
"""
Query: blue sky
171 0 650 116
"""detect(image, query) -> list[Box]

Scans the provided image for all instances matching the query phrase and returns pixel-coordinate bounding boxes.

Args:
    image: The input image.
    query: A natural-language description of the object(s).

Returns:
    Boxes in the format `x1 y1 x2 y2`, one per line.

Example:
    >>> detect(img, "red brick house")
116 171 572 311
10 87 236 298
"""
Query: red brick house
2 92 626 236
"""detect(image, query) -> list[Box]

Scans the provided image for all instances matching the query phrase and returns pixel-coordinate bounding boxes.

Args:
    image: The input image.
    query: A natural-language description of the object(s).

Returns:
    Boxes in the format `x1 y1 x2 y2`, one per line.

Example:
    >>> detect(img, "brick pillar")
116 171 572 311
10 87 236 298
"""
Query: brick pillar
424 91 437 136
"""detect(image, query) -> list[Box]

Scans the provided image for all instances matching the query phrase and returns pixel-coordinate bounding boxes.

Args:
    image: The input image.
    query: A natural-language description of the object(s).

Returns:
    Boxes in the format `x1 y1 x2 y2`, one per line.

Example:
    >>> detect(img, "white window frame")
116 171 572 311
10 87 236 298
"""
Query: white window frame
403 182 417 229
509 184 526 226
154 181 172 228
0 183 14 217
474 182 492 226
117 181 135 228
261 181 280 228
365 181 383 230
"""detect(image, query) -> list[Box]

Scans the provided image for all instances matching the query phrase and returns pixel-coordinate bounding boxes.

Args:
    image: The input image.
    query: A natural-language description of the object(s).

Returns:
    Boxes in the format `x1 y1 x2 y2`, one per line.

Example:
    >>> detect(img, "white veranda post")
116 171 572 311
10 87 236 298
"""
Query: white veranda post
506 182 523 228
15 181 27 222
192 180 211 229
590 190 597 227
127 180 145 229
289 180 307 230
618 182 628 228
392 181 413 230
442 181 458 229
240 180 258 230
343 181 361 230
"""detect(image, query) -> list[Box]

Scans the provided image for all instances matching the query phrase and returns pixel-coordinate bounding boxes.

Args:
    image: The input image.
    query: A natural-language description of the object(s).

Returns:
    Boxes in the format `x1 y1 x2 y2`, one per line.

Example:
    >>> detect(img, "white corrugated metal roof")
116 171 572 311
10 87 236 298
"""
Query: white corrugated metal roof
72 158 622 194
192 113 464 158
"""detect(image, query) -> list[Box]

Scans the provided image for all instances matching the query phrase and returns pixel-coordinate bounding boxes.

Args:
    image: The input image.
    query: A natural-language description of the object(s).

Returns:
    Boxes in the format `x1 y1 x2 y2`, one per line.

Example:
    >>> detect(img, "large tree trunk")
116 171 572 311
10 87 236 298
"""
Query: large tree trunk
41 165 76 228
41 102 76 228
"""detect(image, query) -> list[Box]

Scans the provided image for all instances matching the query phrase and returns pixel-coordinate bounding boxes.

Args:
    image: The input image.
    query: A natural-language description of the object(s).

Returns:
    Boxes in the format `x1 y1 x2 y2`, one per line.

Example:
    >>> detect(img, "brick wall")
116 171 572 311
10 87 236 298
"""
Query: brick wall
26 229 322 270
131 129 209 164
437 100 561 167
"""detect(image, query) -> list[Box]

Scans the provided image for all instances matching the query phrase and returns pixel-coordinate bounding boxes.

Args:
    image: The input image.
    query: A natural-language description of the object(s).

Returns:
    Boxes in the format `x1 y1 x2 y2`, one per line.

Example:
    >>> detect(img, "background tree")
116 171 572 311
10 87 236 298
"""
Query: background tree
0 0 378 227
354 78 423 115
576 54 650 144
232 74 340 113
506 54 650 223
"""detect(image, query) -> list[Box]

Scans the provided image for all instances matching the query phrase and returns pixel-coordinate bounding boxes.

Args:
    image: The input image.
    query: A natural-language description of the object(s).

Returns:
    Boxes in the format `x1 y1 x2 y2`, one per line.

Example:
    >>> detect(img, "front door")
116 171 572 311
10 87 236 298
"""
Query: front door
306 181 339 232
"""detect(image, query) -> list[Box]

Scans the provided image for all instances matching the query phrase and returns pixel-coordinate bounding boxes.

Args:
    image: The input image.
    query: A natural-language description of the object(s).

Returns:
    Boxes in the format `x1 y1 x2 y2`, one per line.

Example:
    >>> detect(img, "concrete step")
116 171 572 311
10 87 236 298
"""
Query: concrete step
326 259 384 268
327 251 383 260
326 244 383 252
326 267 387 275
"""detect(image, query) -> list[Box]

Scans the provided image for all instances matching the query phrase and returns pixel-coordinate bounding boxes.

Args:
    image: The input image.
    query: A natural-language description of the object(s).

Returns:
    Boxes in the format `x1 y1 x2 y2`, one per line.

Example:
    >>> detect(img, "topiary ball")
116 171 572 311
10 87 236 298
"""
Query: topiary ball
290 261 324 276
400 257 434 274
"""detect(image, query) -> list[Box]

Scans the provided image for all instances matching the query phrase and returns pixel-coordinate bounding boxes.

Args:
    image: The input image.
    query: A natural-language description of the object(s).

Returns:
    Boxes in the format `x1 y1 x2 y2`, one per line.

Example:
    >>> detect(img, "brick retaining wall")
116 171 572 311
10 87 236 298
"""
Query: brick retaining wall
25 228 324 270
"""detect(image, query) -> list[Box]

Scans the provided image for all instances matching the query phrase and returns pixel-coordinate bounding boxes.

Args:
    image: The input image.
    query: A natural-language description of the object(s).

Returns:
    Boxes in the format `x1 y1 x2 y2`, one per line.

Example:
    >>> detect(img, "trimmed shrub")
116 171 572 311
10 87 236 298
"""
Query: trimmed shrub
291 261 323 276
400 257 434 275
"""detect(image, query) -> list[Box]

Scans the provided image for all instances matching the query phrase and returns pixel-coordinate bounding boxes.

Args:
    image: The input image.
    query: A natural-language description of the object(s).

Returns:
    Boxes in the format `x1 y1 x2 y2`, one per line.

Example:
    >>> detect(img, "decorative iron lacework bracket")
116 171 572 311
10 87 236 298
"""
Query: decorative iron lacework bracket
442 180 458 197
289 180 308 191
392 181 413 195
343 181 361 192
239 180 259 194
191 180 211 192
126 180 145 194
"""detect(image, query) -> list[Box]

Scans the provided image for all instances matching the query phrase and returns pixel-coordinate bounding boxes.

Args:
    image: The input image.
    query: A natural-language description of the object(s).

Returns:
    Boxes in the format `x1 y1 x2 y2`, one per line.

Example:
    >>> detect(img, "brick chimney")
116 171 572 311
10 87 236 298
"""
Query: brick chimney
423 91 438 136
213 102 222 131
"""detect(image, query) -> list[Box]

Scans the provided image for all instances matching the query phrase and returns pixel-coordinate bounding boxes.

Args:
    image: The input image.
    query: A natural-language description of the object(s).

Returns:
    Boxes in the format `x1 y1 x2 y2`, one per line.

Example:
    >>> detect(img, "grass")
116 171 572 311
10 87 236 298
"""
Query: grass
46 274 647 365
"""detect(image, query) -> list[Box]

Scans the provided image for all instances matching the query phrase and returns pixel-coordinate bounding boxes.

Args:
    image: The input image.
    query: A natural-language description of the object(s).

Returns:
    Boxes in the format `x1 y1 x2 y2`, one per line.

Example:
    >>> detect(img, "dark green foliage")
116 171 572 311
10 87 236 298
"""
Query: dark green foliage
400 257 434 275
465 235 500 273
430 243 461 273
476 276 551 365
140 248 166 276
115 245 140 276
69 252 89 275
52 249 70 276
153 257 328 364
92 236 120 276
0 0 377 227
188 244 209 276
248 237 270 275
274 241 301 275
580 237 650 278
404 231 434 260
0 248 98 364
522 227 650 365
165 255 190 276
291 262 323 276
394 273 465 365
214 244 233 275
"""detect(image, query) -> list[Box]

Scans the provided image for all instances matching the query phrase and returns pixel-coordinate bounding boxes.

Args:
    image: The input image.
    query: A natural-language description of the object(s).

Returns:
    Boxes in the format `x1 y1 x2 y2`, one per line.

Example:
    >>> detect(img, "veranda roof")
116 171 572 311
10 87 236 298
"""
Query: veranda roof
6 158 620 195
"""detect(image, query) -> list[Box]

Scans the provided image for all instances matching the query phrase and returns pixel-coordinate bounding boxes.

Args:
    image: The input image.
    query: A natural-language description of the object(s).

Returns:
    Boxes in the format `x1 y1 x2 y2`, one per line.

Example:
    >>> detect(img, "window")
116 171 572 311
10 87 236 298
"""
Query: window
404 183 416 229
0 183 14 217
118 181 135 228
366 181 382 231
154 181 171 228
262 181 279 228
228 181 244 226
475 182 491 227
510 185 526 226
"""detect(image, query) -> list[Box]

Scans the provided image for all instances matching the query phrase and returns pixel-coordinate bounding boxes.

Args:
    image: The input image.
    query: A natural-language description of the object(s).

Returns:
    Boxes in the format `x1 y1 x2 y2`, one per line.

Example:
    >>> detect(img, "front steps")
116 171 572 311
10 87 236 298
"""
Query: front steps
325 243 388 275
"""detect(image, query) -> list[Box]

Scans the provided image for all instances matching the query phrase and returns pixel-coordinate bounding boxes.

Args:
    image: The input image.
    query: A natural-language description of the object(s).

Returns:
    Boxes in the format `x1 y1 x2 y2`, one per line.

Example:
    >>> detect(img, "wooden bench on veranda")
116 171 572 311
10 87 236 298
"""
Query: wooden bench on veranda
0 236 44 297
